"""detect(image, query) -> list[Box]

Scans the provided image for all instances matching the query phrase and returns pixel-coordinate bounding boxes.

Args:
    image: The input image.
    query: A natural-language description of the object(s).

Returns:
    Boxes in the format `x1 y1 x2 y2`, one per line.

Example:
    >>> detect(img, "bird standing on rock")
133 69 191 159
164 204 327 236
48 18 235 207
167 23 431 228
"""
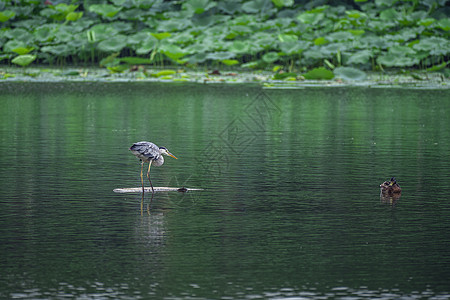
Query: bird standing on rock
130 141 177 194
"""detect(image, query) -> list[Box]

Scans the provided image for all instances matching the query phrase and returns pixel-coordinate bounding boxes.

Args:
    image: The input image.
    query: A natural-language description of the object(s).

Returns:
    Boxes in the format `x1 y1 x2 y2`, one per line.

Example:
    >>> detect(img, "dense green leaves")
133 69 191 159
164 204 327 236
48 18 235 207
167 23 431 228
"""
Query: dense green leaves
0 0 448 74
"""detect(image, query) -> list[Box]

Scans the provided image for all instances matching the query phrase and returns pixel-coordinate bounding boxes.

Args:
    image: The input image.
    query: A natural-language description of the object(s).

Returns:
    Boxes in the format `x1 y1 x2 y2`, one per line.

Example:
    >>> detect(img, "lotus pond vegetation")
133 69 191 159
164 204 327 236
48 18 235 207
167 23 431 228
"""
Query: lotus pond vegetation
1 0 449 82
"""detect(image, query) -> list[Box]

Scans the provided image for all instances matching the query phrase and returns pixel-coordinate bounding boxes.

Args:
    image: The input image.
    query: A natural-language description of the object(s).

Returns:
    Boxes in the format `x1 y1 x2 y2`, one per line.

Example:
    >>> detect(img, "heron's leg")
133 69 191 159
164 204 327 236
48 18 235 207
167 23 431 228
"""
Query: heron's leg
147 193 154 215
140 160 145 195
147 161 155 193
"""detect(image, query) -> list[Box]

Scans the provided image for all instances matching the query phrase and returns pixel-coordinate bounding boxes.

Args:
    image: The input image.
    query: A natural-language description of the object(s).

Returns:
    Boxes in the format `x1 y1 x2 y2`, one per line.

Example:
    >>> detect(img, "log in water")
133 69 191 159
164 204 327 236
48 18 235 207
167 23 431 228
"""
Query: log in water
113 187 203 193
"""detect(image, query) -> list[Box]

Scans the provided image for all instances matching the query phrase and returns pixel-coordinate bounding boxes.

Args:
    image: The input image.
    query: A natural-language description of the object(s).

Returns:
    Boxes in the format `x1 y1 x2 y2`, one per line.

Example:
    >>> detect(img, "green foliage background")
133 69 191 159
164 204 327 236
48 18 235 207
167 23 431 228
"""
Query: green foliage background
0 0 449 73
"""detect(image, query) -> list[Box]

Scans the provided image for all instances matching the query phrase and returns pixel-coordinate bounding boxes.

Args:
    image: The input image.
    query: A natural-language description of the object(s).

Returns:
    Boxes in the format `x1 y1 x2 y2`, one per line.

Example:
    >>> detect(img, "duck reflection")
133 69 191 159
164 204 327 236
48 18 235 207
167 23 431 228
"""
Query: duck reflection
380 177 402 205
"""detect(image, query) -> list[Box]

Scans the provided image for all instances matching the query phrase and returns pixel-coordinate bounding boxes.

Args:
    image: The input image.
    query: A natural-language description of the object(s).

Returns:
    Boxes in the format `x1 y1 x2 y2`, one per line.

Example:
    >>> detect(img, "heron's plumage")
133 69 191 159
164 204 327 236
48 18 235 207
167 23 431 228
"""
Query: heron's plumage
130 141 162 164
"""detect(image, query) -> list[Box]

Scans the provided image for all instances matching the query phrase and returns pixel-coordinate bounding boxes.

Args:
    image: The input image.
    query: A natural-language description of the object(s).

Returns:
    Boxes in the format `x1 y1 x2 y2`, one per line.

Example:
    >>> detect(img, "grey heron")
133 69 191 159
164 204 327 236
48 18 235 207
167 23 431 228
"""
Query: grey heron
130 141 177 194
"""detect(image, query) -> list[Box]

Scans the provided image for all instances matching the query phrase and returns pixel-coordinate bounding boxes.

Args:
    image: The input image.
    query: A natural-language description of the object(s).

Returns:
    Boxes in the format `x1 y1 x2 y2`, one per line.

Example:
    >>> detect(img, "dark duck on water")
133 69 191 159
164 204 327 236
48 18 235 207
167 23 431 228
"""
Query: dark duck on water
380 177 402 194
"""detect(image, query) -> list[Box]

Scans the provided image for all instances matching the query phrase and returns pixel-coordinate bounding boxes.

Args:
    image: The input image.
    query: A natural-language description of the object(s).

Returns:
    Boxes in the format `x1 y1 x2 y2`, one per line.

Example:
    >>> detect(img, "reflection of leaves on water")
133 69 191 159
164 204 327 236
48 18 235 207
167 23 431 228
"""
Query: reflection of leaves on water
244 91 281 129
195 140 231 180
187 90 280 190
219 117 258 154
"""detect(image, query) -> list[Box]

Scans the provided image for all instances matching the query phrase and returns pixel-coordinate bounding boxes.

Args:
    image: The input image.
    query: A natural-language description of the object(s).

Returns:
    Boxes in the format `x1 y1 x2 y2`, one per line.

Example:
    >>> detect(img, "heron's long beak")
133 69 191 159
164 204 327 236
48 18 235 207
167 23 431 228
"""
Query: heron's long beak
168 152 177 159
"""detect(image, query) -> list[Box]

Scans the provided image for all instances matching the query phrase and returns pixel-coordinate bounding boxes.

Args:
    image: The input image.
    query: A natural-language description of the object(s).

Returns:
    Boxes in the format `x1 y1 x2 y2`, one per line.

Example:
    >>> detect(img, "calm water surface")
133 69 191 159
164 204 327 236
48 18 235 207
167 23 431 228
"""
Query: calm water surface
1 82 450 299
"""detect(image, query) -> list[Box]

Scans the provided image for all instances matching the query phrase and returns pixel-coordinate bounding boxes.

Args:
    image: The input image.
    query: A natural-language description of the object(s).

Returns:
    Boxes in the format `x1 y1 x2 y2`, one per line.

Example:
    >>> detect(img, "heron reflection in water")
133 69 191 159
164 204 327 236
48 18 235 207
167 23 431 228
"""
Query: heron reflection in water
129 141 177 195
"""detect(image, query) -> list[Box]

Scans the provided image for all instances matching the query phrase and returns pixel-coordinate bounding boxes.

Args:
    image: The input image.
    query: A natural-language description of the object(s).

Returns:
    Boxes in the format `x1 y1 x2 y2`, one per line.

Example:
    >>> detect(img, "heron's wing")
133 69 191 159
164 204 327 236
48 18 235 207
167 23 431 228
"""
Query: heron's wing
130 141 160 160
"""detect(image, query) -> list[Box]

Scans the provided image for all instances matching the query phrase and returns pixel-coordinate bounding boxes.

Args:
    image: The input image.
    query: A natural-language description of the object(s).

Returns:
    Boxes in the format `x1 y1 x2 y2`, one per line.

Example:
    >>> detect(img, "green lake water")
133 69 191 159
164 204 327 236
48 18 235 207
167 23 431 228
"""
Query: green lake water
1 82 450 299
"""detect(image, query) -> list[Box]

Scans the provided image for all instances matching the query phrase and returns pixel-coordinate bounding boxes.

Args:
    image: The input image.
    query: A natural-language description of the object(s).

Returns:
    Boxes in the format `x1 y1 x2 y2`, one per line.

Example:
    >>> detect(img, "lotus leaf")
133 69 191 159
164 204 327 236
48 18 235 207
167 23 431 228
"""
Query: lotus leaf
279 41 304 55
321 43 348 56
221 59 239 66
303 49 325 60
278 34 298 43
5 28 33 42
375 0 398 7
111 0 127 6
388 45 416 56
170 31 195 44
348 30 365 37
359 35 390 49
368 19 396 31
216 2 240 14
99 52 120 66
0 10 15 22
97 35 127 52
34 24 57 42
11 47 35 55
110 22 133 33
151 32 171 40
90 24 119 41
4 40 27 53
334 67 366 81
128 32 154 45
229 41 249 54
241 61 259 68
418 18 436 27
262 52 279 63
386 28 418 43
327 31 353 42
346 50 372 65
231 15 256 26
186 43 209 54
118 8 152 21
230 25 253 35
273 72 297 80
271 0 294 8
136 42 156 55
413 37 449 55
379 8 400 22
55 3 78 15
159 19 192 32
55 26 75 42
183 0 216 14
304 67 334 80
345 10 366 19
187 53 208 63
107 64 129 73
309 5 329 13
155 70 176 77
41 44 70 55
40 8 60 20
89 4 122 18
206 52 236 60
377 53 419 67
242 0 273 14
314 37 328 46
160 44 186 60
437 18 450 31
298 12 324 25
11 54 36 66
